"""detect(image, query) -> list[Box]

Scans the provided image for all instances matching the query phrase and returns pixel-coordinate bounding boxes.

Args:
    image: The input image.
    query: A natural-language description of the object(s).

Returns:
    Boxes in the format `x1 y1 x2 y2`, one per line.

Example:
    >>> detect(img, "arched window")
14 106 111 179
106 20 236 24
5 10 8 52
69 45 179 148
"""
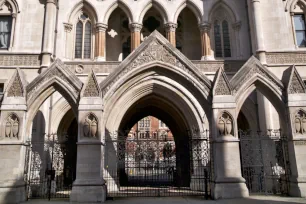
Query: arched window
214 20 231 58
292 1 306 47
75 13 92 59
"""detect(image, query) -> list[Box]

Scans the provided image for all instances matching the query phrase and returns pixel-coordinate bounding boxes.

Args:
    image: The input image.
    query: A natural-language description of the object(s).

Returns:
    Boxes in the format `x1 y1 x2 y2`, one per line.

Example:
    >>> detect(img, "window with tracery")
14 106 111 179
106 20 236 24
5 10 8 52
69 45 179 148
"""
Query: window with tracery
75 13 92 59
214 20 231 58
292 1 306 47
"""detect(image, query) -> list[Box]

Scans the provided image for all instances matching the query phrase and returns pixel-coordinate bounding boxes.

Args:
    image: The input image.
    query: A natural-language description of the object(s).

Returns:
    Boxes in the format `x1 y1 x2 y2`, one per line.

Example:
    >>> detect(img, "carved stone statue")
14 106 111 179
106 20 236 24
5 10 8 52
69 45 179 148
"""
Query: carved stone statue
83 114 98 138
5 114 19 138
218 112 233 136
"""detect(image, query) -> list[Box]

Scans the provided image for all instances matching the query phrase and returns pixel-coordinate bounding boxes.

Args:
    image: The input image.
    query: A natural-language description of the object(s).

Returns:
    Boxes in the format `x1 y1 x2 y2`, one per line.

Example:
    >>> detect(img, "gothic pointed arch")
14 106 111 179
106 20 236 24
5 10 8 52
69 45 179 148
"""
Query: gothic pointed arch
231 56 286 126
68 0 98 24
208 1 239 23
173 1 203 24
139 1 169 24
26 59 83 131
100 30 212 102
286 0 306 12
103 1 133 24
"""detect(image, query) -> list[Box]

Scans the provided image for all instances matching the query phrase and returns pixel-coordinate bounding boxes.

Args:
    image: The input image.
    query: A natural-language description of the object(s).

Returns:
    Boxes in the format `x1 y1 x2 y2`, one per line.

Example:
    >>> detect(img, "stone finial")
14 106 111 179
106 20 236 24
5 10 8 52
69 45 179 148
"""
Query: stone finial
6 68 26 97
286 65 306 94
83 69 101 97
213 67 232 96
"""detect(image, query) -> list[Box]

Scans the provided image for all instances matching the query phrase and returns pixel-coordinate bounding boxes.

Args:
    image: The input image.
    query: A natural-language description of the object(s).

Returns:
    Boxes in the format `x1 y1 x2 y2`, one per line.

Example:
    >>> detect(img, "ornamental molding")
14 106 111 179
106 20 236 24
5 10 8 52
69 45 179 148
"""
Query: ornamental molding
26 59 83 104
213 67 232 96
230 56 284 95
82 69 101 97
283 65 306 94
266 52 306 64
5 113 19 139
100 30 212 98
0 54 41 67
6 68 27 97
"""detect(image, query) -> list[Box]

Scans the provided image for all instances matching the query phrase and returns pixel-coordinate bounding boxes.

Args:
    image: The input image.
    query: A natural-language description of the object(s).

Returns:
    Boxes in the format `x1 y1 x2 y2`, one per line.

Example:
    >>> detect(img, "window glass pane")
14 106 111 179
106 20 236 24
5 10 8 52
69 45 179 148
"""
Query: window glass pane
84 22 92 59
0 16 12 49
294 15 306 31
0 83 4 93
214 21 222 58
75 21 83 58
296 31 306 47
222 21 231 57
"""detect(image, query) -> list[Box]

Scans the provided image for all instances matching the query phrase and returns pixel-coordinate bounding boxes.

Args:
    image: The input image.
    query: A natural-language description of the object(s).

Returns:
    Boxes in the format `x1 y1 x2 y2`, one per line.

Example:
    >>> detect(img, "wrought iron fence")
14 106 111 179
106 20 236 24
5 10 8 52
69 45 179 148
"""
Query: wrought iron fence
104 130 211 198
239 129 290 195
25 134 77 200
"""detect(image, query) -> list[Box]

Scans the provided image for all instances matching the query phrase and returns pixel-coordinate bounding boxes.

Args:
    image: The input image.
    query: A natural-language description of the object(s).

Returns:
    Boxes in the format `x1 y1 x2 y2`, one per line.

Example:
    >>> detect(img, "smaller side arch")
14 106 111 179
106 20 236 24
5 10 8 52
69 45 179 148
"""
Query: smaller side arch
1 0 19 13
173 1 203 24
103 1 133 24
138 1 169 24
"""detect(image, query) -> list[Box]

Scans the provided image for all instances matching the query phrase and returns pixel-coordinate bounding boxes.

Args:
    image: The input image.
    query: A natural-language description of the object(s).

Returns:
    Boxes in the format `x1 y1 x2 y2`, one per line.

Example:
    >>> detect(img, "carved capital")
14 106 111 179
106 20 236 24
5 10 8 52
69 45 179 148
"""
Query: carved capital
129 23 143 32
164 23 177 32
199 23 211 32
95 23 108 32
63 23 73 33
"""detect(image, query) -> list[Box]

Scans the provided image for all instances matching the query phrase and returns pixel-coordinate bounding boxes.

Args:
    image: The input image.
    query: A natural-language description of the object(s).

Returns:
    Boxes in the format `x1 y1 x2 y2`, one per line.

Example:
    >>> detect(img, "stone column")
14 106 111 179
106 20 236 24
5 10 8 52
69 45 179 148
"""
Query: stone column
70 72 106 203
199 23 213 60
0 69 27 203
129 23 142 52
251 0 266 64
41 0 57 71
164 23 177 47
287 97 306 197
211 101 249 199
232 21 242 59
95 23 108 61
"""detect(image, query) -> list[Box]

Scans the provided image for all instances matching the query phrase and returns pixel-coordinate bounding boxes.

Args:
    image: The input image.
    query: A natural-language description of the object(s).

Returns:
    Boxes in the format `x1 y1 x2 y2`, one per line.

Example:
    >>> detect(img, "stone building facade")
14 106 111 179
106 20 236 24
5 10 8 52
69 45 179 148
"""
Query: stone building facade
0 0 306 203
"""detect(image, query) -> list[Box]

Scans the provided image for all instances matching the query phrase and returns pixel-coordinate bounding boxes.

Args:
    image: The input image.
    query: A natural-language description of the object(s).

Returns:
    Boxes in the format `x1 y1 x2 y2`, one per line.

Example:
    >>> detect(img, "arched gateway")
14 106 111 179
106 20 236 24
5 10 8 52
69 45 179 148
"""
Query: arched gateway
1 31 306 203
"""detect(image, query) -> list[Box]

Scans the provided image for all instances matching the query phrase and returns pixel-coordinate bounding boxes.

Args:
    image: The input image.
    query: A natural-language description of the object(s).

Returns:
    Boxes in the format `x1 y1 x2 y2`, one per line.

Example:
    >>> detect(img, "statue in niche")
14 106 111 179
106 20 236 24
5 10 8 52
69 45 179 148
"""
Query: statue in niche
294 110 306 135
83 114 98 138
5 114 19 139
218 112 233 136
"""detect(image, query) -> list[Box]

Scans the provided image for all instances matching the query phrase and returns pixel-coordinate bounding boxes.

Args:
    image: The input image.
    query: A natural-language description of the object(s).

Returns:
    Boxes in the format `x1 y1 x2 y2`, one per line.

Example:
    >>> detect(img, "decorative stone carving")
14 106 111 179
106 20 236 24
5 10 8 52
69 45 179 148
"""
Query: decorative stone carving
266 52 306 64
83 71 100 97
218 112 233 136
83 114 98 138
0 55 40 67
214 67 232 95
5 114 19 139
101 31 211 97
287 66 306 94
231 56 284 94
7 70 24 97
295 110 306 135
63 23 73 33
164 23 177 32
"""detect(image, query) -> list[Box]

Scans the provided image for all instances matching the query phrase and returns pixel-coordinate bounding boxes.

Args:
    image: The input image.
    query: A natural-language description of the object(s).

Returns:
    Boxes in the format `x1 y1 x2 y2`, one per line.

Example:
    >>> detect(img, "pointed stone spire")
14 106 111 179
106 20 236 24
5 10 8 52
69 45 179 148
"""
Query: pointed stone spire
213 67 232 96
287 65 306 94
83 69 100 97
7 68 26 97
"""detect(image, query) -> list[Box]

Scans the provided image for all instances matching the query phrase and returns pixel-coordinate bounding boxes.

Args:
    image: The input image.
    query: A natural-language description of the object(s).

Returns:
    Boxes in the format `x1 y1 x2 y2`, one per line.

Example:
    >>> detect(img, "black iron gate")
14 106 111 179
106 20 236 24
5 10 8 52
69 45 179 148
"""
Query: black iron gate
104 130 211 198
239 130 290 195
25 134 77 200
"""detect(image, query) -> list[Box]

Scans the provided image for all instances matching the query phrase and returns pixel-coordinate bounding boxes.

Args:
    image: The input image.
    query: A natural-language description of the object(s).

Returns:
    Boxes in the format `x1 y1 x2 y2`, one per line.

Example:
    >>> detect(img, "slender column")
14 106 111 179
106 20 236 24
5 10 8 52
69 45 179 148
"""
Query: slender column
251 0 266 64
129 23 142 52
41 0 57 71
164 23 177 47
232 22 242 59
199 23 213 60
95 23 108 61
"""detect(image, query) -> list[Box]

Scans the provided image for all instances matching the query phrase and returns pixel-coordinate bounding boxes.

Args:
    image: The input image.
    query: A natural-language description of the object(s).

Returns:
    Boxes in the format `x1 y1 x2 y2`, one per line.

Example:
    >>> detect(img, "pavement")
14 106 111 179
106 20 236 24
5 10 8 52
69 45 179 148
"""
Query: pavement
23 196 306 204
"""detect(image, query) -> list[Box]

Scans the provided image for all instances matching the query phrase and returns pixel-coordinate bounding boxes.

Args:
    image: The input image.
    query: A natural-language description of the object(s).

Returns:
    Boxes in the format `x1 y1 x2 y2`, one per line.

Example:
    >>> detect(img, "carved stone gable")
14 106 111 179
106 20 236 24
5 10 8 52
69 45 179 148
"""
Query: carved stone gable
101 31 211 97
83 71 100 97
230 56 284 94
287 66 306 94
214 68 231 96
7 71 24 97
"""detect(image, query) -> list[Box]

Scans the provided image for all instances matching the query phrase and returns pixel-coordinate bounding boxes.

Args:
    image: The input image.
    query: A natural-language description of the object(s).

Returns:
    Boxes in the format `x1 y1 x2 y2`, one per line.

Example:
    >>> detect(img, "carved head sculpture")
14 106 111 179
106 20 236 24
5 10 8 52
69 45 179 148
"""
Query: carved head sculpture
218 112 233 136
295 110 306 135
83 113 98 138
5 113 19 139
